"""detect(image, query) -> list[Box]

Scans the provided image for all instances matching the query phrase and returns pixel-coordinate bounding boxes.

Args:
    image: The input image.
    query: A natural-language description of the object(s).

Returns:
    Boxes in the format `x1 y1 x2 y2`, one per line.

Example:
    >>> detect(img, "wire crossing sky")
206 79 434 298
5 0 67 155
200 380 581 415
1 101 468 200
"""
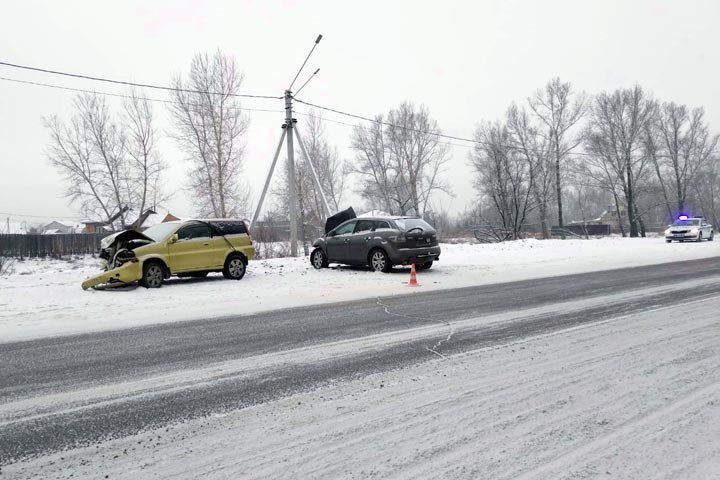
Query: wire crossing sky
1 0 718 222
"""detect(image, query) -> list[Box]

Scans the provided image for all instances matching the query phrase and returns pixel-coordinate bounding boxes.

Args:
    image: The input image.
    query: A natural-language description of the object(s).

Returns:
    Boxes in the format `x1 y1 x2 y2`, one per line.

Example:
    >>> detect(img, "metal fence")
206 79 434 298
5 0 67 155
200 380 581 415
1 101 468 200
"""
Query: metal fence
0 233 108 258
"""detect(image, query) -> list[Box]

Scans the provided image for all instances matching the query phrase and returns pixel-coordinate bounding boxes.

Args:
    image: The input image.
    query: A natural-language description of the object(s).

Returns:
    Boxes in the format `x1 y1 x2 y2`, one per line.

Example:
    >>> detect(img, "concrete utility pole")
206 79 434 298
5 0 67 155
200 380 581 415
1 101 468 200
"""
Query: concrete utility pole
251 34 331 258
285 90 299 257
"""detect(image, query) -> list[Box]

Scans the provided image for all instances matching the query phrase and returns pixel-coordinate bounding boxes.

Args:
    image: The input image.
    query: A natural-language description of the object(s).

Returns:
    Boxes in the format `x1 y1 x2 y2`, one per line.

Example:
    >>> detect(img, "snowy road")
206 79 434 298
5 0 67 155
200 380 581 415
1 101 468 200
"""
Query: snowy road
2 257 720 478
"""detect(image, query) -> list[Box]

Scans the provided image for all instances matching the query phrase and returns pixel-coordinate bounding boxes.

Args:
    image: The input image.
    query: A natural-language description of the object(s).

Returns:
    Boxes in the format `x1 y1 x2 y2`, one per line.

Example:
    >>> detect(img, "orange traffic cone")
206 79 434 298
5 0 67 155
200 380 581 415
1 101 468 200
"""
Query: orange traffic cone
408 263 420 287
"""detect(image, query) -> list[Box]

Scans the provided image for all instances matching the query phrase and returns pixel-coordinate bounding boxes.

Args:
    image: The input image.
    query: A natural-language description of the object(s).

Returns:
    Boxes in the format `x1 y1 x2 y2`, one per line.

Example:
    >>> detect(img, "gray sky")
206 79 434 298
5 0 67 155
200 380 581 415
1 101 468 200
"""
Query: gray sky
1 0 719 225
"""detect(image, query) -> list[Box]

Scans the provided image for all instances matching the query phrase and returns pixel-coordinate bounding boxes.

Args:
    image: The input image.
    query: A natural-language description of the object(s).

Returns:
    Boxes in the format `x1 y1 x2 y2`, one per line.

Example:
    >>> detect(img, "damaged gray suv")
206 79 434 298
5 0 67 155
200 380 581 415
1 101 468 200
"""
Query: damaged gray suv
310 209 441 273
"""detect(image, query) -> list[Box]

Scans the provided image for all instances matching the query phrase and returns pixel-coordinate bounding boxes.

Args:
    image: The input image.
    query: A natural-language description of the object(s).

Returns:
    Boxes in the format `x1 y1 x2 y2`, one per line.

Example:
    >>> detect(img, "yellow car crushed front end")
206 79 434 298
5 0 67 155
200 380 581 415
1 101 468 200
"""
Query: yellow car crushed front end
81 259 143 290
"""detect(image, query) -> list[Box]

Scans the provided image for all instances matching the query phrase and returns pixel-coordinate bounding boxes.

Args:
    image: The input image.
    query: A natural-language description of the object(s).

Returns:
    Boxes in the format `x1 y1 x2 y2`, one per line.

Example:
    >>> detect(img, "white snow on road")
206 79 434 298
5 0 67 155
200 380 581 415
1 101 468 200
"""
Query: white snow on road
7 295 720 479
1 237 719 342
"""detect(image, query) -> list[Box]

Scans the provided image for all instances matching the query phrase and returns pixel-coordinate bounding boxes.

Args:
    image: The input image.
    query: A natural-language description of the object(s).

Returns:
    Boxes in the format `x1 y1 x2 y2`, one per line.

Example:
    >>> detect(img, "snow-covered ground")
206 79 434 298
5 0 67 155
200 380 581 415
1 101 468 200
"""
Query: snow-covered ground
7 295 719 479
1 237 718 343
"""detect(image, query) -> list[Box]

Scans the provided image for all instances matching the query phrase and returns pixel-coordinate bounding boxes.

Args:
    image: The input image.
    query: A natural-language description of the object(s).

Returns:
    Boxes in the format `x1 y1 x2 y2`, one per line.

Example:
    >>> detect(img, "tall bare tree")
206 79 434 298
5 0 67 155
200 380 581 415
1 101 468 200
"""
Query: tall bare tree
528 78 586 231
583 86 656 237
697 154 720 229
471 120 535 239
170 50 249 217
506 104 553 238
649 103 719 217
123 89 166 216
77 94 128 227
46 92 164 229
351 102 450 216
46 110 117 227
351 116 395 213
297 111 349 215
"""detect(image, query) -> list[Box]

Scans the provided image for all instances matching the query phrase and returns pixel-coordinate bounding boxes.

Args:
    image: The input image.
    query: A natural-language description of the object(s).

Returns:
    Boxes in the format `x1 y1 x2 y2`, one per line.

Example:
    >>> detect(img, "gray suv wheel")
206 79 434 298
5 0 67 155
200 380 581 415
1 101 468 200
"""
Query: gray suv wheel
311 248 329 269
369 249 392 273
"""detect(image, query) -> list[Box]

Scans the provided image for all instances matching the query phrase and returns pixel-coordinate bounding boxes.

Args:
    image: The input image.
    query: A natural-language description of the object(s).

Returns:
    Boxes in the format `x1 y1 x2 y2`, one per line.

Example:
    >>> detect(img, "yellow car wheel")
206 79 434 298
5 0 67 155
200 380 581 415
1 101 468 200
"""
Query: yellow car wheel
223 254 246 280
142 262 164 288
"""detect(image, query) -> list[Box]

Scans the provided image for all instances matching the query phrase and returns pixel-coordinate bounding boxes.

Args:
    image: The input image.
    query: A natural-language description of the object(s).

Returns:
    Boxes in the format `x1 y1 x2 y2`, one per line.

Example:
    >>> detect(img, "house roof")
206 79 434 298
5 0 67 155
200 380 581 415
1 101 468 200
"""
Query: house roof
141 212 166 228
54 220 82 228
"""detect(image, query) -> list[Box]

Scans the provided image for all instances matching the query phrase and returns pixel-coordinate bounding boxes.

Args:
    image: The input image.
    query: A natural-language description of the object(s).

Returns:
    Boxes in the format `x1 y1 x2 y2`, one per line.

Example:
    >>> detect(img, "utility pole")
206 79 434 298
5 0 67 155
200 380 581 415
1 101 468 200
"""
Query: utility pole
285 90 299 257
252 34 331 257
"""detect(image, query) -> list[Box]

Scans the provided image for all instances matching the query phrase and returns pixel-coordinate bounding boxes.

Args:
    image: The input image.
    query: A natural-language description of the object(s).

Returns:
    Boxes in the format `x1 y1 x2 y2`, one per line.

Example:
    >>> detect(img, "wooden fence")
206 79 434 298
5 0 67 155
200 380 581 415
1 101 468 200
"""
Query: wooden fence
0 233 109 258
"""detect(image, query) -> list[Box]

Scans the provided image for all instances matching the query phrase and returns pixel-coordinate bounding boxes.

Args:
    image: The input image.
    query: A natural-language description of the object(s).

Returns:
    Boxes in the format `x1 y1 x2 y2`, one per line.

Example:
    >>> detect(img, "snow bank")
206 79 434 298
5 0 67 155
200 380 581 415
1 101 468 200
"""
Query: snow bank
1 237 718 342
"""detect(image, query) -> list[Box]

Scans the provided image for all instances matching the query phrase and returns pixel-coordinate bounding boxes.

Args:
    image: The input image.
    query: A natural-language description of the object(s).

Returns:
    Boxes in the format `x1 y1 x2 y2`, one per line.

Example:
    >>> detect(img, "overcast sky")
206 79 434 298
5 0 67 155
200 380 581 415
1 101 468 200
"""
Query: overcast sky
1 0 719 225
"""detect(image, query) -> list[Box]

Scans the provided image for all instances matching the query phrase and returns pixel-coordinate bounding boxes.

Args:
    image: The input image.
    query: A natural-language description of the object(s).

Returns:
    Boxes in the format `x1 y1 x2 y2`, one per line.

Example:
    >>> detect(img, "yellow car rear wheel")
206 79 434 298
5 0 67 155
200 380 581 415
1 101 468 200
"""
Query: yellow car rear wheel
223 254 246 280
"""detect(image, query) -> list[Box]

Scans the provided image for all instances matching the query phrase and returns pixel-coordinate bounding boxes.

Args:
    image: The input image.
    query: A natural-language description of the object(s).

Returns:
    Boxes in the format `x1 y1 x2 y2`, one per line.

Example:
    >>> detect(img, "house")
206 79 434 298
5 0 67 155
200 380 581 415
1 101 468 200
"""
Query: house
161 212 181 223
81 221 112 234
43 220 82 234
131 209 183 231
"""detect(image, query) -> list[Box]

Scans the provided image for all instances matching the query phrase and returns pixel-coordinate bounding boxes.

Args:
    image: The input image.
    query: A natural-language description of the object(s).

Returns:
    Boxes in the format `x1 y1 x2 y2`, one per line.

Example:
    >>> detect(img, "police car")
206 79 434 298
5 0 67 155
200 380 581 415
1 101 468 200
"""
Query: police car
664 215 714 242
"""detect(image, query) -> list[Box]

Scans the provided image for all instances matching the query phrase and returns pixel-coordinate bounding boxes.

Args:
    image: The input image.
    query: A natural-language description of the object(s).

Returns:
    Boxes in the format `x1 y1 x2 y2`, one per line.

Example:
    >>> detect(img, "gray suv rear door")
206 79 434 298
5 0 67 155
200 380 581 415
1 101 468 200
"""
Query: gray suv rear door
347 219 375 264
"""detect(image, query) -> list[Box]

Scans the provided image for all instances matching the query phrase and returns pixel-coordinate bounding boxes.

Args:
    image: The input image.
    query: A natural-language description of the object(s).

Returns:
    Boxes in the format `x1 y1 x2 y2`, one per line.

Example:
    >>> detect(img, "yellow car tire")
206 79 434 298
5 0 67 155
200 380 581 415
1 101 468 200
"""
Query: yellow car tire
141 261 165 288
223 254 246 280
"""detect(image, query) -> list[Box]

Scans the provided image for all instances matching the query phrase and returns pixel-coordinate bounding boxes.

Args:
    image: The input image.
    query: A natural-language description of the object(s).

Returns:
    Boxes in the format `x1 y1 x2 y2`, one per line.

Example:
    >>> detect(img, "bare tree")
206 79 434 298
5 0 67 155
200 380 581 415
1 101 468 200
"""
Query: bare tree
506 104 553 238
351 102 450 216
123 89 167 215
528 77 586 231
170 50 250 217
46 92 165 229
351 116 396 213
697 154 720 229
298 111 349 215
471 120 535 239
77 94 129 227
583 86 656 237
385 102 451 216
650 103 719 217
46 113 113 225
424 201 454 241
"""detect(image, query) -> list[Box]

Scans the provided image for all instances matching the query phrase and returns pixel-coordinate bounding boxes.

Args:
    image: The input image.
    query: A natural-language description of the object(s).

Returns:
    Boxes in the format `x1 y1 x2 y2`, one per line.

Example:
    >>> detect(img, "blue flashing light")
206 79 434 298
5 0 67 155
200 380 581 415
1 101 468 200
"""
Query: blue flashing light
678 215 689 220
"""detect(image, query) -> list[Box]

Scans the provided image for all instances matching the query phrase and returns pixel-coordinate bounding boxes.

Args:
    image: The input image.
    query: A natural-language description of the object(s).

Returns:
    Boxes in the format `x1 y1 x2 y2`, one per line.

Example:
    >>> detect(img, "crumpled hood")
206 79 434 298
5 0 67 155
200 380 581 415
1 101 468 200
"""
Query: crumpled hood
100 229 154 249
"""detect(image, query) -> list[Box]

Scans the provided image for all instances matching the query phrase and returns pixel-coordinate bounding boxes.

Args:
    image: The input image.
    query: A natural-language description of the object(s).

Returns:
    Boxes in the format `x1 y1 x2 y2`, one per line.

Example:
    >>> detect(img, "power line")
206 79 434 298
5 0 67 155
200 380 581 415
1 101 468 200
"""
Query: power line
2 61 717 158
0 76 285 115
294 110 475 150
295 97 720 158
294 97 479 145
0 60 282 100
0 211 85 220
1 74 472 151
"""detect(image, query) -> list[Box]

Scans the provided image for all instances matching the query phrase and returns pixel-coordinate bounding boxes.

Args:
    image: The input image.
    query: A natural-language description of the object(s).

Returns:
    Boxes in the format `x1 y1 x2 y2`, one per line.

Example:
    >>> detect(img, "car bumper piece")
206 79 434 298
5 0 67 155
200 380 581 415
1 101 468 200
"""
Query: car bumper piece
81 261 142 290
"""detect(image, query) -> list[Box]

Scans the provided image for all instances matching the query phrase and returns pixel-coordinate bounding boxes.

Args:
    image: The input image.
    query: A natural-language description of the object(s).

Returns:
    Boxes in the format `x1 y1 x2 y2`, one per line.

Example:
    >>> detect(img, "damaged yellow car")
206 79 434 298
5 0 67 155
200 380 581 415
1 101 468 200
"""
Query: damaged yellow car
82 220 254 290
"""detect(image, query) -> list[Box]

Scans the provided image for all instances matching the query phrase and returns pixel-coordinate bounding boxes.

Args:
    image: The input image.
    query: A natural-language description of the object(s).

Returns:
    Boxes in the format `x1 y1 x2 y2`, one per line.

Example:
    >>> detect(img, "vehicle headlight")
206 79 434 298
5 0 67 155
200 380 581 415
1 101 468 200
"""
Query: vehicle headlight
664 229 671 235
690 228 699 234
